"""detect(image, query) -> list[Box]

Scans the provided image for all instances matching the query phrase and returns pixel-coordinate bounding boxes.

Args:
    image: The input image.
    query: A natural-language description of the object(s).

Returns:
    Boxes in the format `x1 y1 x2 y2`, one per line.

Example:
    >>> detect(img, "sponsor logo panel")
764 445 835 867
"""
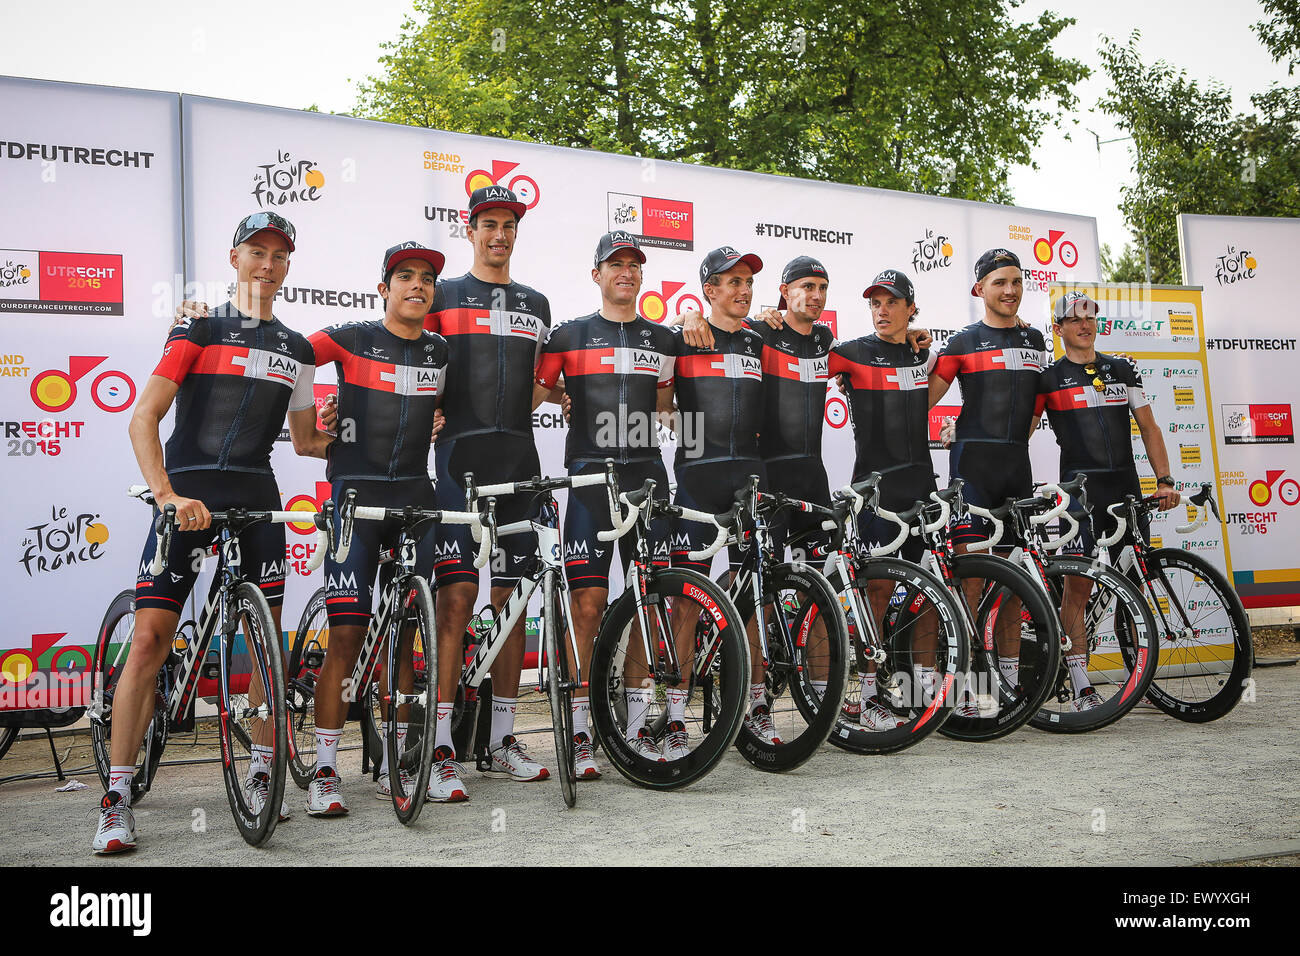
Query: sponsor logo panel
252 150 324 207
0 250 124 315
1214 245 1257 286
1223 404 1294 444
609 192 693 250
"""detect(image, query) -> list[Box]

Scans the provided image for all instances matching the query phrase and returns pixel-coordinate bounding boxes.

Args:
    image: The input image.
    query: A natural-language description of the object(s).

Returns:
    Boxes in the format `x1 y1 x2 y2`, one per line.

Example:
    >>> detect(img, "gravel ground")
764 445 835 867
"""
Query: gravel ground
2 663 1296 867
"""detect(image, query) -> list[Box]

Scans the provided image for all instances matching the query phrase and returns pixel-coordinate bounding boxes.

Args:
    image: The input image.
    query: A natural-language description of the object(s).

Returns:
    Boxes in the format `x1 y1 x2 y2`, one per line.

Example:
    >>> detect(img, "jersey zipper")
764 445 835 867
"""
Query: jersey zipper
390 336 411 478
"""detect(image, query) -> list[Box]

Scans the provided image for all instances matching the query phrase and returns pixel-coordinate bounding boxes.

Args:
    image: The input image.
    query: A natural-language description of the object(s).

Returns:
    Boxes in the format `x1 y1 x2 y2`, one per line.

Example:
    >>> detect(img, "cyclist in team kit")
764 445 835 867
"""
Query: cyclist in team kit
93 213 326 853
668 246 773 750
304 242 450 814
1035 290 1180 710
928 248 1049 713
533 231 677 769
828 269 942 729
422 186 559 791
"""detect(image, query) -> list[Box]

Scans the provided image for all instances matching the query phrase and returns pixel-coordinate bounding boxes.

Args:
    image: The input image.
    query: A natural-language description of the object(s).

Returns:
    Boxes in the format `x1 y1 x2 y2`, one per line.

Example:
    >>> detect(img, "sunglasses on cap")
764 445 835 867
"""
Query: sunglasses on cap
235 212 297 247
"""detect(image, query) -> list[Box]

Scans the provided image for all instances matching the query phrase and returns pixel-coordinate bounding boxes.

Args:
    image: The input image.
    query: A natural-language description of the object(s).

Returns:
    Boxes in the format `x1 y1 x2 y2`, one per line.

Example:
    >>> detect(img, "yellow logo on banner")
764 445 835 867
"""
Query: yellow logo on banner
1186 504 1199 524
1173 387 1195 408
1131 417 1141 437
1154 595 1170 615
1179 444 1202 465
1150 535 1163 548
1140 476 1158 496
1169 311 1196 336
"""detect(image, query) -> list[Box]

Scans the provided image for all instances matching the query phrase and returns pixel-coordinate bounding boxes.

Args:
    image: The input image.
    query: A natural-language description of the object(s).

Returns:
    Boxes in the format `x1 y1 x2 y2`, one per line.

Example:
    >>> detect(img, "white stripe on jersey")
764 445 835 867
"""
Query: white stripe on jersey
229 349 301 389
990 348 1048 372
380 363 446 397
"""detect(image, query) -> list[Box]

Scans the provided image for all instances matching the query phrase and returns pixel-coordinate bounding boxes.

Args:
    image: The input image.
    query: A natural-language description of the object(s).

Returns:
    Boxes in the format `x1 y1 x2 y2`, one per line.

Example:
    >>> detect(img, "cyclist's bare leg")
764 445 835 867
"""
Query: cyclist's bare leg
569 587 607 703
313 624 366 733
245 604 284 750
435 581 476 709
108 608 180 769
487 584 526 699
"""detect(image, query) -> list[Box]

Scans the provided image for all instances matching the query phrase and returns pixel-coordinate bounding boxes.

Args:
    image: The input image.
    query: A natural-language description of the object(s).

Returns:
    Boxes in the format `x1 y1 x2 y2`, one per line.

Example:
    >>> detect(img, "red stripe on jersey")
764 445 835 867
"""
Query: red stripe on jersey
932 353 962 383
191 343 253 376
761 346 801 380
429 308 493 336
535 351 563 388
834 358 910 391
153 339 203 384
675 354 731 378
541 348 619 383
958 350 1015 374
1042 387 1090 411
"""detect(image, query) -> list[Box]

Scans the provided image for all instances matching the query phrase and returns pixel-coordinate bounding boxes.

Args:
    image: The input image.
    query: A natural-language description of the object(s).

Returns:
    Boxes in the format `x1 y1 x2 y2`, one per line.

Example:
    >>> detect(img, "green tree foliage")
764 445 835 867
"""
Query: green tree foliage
1098 27 1300 284
355 0 1085 203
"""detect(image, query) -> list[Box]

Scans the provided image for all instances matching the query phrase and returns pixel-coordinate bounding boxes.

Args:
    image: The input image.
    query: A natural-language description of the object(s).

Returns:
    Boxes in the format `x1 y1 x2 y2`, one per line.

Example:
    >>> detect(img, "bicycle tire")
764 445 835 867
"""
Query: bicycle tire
1136 548 1252 723
824 556 968 754
89 589 166 803
732 562 850 771
545 576 578 807
217 582 287 846
939 553 1063 742
385 575 438 824
286 588 326 789
0 725 18 761
589 567 748 790
1030 557 1159 733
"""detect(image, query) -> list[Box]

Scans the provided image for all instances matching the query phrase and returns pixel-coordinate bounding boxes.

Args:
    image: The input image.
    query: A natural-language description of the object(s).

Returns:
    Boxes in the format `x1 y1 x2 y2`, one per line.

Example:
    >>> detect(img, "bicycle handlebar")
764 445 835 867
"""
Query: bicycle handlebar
963 503 1005 553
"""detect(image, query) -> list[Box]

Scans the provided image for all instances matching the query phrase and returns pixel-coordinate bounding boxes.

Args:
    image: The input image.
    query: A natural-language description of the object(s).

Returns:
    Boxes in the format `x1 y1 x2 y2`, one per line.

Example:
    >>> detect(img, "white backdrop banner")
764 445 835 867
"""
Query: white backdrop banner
0 76 183 709
180 94 1101 628
1 75 1100 710
1179 214 1300 608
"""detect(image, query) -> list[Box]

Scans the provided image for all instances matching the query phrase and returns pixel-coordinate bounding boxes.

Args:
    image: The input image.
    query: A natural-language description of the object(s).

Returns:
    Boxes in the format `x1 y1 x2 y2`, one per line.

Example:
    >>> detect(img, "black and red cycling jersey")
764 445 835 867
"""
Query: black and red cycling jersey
829 334 935 481
309 320 448 482
749 319 835 462
671 322 765 469
1035 353 1149 474
535 311 676 467
932 322 1049 444
424 273 550 443
153 303 315 475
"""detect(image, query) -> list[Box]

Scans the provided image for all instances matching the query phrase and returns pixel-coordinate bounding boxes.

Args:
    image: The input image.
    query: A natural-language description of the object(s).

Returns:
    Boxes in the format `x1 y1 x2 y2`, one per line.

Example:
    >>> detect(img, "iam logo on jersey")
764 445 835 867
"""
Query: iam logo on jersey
463 160 541 210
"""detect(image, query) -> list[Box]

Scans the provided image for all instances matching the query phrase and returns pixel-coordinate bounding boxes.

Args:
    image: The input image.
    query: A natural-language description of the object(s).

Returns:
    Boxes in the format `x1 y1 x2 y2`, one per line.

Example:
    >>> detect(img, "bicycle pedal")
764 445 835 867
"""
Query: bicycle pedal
303 650 325 669
201 661 220 679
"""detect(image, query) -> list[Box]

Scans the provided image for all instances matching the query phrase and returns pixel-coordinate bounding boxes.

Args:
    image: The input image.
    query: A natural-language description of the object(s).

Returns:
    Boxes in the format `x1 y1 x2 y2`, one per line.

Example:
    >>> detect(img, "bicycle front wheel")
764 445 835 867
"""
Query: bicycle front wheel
90 589 166 803
217 582 287 846
733 562 850 771
286 588 326 789
1030 557 1159 733
940 553 1062 742
589 568 748 790
385 575 437 824
1137 548 1252 722
825 556 968 754
545 575 577 807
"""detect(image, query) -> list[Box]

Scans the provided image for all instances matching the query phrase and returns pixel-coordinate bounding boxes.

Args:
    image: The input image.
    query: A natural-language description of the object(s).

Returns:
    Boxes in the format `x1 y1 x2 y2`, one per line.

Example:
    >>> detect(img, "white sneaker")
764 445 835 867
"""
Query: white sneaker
375 769 416 800
306 766 349 816
245 771 292 821
428 747 469 802
860 697 904 731
92 792 136 855
573 733 601 780
1071 688 1104 712
745 705 783 744
486 735 550 782
630 728 666 761
662 720 690 761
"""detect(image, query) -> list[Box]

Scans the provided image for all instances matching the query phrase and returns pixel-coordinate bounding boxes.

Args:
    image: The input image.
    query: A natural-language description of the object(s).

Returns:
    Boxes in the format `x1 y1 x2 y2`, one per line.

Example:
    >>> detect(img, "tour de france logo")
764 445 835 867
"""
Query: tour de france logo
252 150 325 208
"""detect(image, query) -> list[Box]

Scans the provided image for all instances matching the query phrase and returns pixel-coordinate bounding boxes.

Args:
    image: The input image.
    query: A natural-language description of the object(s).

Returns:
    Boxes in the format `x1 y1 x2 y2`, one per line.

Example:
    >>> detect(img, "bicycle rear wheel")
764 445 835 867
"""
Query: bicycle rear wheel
1136 548 1252 722
385 575 438 824
545 575 578 807
286 588 326 789
217 582 287 846
589 568 748 790
825 557 967 754
733 562 850 771
1030 558 1159 733
939 553 1062 742
89 589 166 804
